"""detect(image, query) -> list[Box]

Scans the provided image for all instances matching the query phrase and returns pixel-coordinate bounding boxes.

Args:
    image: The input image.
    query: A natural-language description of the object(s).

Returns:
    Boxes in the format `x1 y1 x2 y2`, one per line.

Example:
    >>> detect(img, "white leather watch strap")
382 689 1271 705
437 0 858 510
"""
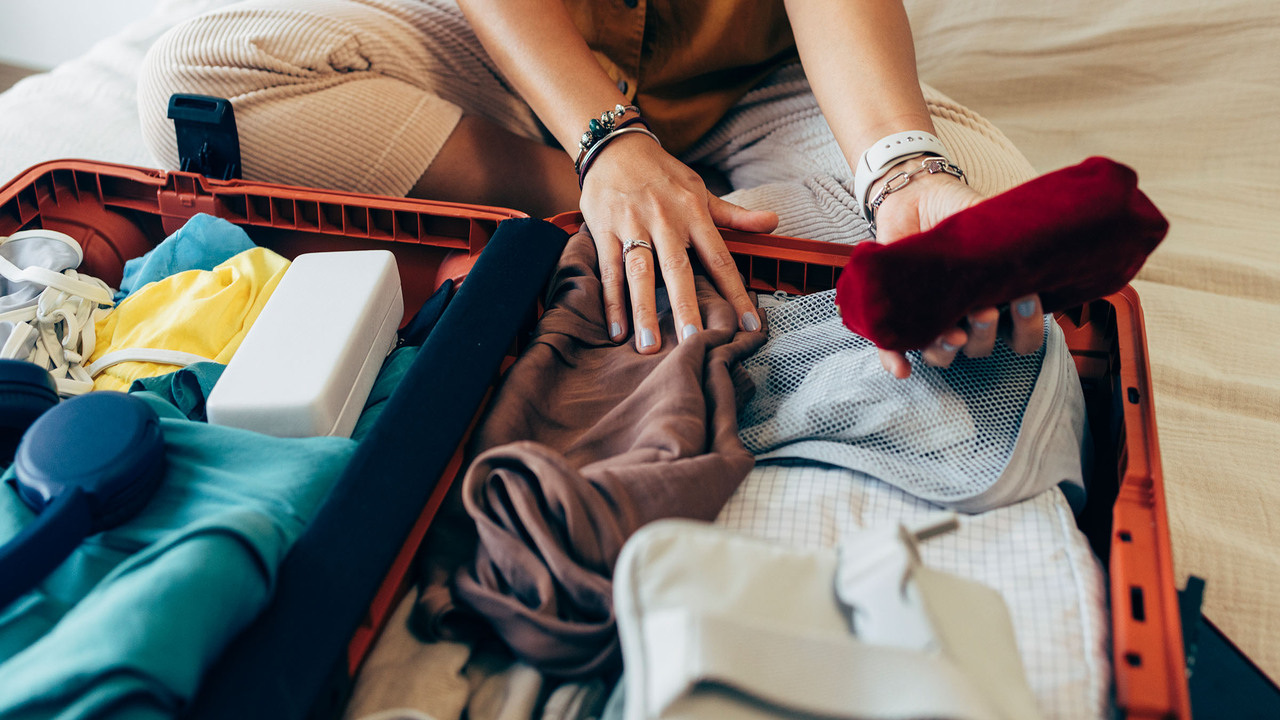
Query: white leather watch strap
853 131 951 223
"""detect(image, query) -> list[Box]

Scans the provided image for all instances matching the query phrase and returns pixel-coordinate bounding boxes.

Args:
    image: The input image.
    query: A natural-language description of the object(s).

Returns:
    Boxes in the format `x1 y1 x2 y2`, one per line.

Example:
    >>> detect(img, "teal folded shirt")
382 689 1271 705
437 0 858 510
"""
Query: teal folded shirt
129 362 226 422
0 393 355 719
351 345 418 441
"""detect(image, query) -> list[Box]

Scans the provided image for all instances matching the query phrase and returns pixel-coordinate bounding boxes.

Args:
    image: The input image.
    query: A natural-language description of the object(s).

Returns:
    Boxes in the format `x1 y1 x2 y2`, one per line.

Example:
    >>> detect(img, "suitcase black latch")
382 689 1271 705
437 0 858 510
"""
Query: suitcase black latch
168 93 242 181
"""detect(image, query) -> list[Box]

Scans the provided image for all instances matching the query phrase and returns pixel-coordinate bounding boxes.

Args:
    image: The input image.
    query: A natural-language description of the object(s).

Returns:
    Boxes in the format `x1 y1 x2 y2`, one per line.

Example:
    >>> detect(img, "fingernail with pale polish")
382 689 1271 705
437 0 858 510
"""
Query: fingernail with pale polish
742 312 761 332
1016 299 1037 318
610 322 622 339
682 324 698 340
639 328 656 349
941 341 960 352
973 320 992 330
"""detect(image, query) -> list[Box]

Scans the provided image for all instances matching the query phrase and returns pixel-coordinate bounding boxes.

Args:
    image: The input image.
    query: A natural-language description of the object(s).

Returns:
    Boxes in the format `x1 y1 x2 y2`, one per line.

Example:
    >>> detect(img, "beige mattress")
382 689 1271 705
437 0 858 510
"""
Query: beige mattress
903 0 1280 681
2 0 1278 686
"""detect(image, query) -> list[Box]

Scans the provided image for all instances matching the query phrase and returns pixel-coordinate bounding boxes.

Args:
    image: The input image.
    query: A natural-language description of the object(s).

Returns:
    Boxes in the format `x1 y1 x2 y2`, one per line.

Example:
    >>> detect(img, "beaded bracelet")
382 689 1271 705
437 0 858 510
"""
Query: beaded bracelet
576 124 662 189
574 104 642 174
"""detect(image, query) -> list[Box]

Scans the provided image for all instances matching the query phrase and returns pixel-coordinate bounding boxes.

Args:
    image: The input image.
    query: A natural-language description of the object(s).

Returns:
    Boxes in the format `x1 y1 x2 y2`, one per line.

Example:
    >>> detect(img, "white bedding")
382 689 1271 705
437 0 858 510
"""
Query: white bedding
0 0 238 183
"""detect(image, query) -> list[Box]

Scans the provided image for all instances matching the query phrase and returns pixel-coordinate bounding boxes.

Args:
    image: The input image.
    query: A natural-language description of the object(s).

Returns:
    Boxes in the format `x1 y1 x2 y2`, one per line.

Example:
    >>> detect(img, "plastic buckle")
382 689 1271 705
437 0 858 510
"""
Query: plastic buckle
168 93 242 181
1179 575 1207 677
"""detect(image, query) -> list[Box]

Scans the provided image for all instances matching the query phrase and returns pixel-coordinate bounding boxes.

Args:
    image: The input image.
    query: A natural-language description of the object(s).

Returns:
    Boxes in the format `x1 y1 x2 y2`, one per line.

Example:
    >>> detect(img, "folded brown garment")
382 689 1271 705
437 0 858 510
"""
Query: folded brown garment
451 229 765 677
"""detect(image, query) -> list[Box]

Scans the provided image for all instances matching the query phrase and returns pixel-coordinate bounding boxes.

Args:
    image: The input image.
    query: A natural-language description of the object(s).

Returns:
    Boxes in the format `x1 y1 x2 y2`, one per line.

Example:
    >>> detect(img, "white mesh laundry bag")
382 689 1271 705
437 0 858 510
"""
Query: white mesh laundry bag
739 290 1087 513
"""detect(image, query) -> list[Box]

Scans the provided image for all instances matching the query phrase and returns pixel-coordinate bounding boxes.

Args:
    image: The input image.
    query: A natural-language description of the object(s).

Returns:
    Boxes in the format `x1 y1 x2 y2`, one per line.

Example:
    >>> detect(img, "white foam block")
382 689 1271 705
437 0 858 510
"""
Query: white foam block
207 250 403 438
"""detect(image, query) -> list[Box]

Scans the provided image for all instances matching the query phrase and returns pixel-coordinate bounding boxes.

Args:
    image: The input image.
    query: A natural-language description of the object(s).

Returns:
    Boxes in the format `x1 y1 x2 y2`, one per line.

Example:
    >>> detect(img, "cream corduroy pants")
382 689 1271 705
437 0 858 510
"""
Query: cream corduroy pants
138 0 1034 240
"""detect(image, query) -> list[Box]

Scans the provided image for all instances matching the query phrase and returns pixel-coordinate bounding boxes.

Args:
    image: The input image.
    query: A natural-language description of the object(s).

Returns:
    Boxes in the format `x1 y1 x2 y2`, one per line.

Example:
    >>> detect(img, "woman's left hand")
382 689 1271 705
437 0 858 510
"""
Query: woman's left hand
870 161 1045 378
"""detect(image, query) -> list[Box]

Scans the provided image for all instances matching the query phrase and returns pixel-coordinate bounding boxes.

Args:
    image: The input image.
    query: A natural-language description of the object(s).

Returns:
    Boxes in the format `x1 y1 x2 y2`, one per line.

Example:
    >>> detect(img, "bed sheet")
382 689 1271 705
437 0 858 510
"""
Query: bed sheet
903 0 1280 682
2 0 1278 688
0 0 240 183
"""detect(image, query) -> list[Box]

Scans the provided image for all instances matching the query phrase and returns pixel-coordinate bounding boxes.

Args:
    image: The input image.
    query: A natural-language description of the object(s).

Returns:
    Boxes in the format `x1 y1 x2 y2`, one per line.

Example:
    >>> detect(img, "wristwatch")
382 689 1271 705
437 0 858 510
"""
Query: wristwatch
853 130 952 223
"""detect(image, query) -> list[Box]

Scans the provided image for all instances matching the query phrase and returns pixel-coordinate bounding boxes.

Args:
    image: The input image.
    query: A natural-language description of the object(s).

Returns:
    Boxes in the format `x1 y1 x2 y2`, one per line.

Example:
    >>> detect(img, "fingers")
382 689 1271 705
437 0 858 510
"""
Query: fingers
924 298 1043 367
699 197 773 332
690 222 760 335
593 230 629 343
920 326 969 369
881 331 965 378
707 195 779 234
589 192 771 351
621 237 662 354
596 223 730 353
1008 294 1045 355
962 306 1001 358
881 297 1044 379
648 218 704 346
878 349 913 379
630 193 766 344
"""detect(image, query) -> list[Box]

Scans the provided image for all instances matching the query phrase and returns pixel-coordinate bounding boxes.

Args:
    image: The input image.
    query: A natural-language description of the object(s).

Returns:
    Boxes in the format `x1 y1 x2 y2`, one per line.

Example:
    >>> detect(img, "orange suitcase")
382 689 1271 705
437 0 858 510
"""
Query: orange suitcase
0 161 1188 720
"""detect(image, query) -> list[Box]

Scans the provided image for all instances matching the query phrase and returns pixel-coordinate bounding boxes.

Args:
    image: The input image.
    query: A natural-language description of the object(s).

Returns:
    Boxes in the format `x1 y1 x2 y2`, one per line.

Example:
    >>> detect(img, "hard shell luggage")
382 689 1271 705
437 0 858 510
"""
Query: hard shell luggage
0 160 1188 719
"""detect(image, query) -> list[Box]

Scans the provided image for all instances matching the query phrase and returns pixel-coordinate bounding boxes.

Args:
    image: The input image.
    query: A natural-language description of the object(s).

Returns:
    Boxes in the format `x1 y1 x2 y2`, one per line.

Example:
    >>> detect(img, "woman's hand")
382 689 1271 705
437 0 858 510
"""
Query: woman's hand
579 133 779 353
871 161 1045 379
452 0 774 352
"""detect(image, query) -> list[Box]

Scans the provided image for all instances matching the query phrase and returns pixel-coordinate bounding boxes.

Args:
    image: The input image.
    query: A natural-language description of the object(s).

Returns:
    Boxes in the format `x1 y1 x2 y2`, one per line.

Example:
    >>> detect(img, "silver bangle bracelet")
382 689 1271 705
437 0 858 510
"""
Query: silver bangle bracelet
576 125 662 189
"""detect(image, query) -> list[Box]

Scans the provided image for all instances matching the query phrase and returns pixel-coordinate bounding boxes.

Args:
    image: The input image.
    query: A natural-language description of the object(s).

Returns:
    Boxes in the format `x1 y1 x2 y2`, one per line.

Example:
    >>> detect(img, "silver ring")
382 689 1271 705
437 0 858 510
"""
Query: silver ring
621 238 653 257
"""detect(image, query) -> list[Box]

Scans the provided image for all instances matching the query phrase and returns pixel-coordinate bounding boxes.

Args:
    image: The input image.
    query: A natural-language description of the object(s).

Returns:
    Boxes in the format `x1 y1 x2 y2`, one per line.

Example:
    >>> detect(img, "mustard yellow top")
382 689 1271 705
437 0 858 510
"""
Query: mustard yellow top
565 0 798 155
88 247 290 392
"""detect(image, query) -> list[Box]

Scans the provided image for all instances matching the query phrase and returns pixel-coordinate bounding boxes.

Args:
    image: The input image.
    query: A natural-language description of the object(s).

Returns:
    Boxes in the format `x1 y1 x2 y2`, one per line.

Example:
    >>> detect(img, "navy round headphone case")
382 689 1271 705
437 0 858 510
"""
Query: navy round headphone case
0 359 60 465
0 392 166 610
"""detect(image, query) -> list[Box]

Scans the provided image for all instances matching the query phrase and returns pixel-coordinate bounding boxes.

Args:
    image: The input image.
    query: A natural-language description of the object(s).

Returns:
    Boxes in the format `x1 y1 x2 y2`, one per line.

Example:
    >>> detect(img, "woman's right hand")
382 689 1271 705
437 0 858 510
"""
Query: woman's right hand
578 133 779 354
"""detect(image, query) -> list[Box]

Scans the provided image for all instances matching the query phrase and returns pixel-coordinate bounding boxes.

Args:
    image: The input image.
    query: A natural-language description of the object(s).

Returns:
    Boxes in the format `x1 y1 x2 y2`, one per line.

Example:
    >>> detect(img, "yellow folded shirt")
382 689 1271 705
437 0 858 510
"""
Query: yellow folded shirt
88 247 291 391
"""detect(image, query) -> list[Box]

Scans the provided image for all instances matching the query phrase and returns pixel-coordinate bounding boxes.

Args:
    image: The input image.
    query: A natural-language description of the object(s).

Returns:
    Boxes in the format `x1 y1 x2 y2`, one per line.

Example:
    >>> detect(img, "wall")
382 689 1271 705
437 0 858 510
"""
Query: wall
0 0 161 69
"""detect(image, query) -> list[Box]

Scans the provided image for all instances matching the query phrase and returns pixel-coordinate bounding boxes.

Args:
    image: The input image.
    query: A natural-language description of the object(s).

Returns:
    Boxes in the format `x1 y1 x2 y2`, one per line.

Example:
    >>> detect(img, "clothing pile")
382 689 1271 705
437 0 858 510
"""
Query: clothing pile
345 229 1108 720
0 214 447 717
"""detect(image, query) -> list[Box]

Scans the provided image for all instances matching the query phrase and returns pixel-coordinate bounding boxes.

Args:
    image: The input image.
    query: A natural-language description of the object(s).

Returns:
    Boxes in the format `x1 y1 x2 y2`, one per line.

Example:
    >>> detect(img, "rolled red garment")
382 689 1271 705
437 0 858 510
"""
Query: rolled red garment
835 156 1168 352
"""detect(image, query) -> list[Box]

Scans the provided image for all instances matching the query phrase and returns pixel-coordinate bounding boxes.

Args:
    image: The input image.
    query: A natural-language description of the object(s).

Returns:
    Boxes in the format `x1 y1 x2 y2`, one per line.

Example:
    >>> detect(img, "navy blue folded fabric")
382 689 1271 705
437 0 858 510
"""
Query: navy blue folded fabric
398 278 454 348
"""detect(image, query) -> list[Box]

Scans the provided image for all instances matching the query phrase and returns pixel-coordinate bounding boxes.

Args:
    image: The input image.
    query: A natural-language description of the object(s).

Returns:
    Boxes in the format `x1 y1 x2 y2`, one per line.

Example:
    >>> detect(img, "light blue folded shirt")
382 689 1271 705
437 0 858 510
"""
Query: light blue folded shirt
0 393 355 719
116 213 256 300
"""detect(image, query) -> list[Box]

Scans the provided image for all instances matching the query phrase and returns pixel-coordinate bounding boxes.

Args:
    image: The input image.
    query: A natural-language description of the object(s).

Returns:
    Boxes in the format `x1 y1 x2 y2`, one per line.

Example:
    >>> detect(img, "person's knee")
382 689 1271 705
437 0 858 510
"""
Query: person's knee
137 5 380 172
